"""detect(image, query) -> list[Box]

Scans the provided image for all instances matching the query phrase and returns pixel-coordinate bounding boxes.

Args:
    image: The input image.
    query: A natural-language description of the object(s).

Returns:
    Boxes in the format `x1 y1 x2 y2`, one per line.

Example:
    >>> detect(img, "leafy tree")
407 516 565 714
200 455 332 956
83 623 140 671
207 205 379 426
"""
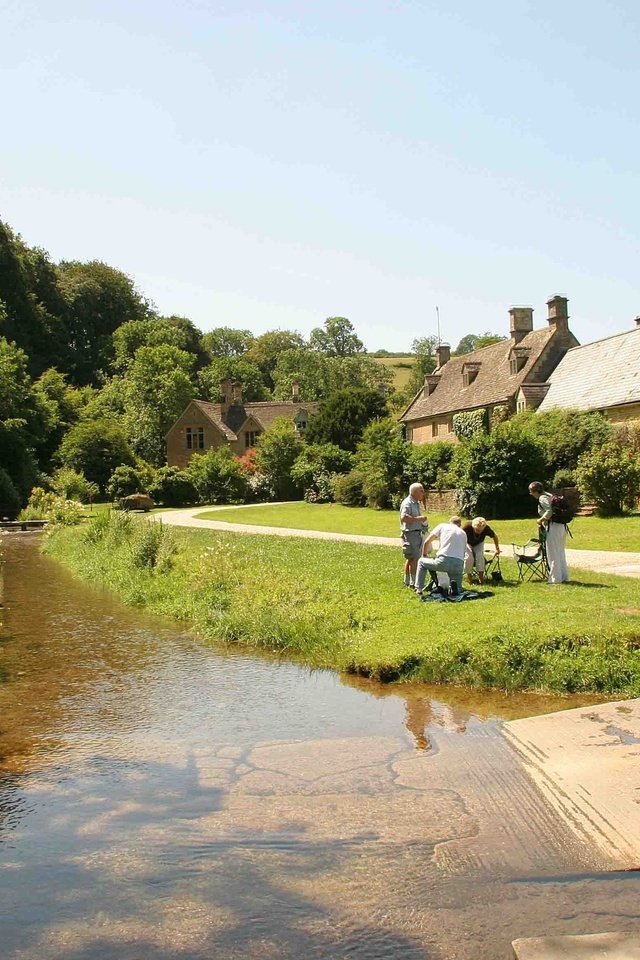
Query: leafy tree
0 467 21 517
255 417 305 500
31 368 86 469
246 330 306 389
401 336 438 401
354 419 409 508
112 317 199 371
185 447 248 504
202 327 255 358
148 466 197 506
122 345 195 464
507 409 612 476
57 419 135 493
106 465 150 501
51 468 99 503
56 260 150 383
197 356 268 403
454 332 506 355
576 434 640 516
291 443 353 501
309 317 364 356
305 387 388 452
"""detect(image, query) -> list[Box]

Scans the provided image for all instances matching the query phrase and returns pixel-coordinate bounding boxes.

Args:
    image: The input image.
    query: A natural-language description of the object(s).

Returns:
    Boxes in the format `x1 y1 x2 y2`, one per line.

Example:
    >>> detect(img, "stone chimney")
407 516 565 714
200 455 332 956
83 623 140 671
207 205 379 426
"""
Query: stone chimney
509 306 534 344
634 316 640 328
219 378 232 409
435 343 450 368
231 381 243 405
547 295 569 330
291 380 300 402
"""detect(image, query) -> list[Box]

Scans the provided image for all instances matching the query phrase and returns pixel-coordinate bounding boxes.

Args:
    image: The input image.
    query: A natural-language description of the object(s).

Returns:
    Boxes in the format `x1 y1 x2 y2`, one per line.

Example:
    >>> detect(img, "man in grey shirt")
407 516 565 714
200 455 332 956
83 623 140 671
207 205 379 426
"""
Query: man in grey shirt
399 483 428 587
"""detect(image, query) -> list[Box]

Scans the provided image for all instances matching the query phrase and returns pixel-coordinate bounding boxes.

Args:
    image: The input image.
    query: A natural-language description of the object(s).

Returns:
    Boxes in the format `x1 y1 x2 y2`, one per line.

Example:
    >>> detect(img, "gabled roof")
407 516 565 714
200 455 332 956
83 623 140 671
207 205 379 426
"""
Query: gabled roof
185 398 318 438
192 400 238 440
538 328 640 412
400 327 555 422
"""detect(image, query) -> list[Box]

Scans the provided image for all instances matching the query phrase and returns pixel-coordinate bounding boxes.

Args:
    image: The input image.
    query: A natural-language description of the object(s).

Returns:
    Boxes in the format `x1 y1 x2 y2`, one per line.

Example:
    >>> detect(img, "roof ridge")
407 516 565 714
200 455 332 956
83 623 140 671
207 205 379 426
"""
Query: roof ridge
564 326 640 353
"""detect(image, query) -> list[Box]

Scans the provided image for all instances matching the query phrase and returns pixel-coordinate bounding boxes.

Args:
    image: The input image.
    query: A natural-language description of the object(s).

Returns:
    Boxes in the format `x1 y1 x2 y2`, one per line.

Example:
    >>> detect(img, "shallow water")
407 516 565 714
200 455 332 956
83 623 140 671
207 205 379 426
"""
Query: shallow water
0 535 637 960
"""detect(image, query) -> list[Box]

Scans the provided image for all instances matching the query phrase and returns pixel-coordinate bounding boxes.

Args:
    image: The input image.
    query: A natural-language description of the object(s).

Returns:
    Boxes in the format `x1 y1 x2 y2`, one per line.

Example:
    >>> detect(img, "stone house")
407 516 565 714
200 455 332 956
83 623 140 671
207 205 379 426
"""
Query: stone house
399 295 578 444
536 319 640 424
166 379 318 468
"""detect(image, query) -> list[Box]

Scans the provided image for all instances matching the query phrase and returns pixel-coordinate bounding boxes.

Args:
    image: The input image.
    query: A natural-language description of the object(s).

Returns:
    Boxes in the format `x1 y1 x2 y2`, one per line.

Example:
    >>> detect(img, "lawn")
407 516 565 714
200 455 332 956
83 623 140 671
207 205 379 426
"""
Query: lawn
196 502 640 553
45 517 640 695
369 354 416 391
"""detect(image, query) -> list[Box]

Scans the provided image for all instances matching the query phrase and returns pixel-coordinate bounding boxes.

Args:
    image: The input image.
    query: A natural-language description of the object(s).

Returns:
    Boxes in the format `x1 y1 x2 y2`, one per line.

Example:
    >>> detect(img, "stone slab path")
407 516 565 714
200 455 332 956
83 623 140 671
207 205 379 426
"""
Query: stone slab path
154 506 640 579
513 933 640 960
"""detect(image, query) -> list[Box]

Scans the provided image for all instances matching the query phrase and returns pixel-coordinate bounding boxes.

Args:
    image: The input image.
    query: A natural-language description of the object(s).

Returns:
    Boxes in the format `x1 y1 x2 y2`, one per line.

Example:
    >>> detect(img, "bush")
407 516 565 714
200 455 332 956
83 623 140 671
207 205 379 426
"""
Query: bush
185 447 249 504
107 465 149 501
57 418 135 493
0 467 21 518
51 468 99 504
20 487 84 525
291 443 353 502
552 468 577 489
333 470 366 506
148 466 197 507
404 442 455 490
508 409 612 476
452 409 487 440
354 419 409 509
576 439 640 515
255 417 305 500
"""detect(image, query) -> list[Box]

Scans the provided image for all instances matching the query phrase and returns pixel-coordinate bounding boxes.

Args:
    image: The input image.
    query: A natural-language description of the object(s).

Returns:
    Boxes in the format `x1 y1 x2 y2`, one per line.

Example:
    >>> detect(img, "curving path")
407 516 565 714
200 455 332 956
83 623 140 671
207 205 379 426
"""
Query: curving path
154 506 640 579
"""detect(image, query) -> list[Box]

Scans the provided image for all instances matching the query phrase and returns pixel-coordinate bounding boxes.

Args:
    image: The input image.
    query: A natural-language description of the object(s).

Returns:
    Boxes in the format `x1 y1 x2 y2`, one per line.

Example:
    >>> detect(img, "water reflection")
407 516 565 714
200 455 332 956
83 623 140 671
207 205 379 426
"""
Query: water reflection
0 534 637 960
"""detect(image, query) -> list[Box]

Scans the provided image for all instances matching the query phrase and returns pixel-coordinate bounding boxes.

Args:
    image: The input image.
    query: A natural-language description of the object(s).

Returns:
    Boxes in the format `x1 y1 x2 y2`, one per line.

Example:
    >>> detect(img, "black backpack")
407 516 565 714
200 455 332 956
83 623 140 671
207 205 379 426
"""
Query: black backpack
550 494 575 525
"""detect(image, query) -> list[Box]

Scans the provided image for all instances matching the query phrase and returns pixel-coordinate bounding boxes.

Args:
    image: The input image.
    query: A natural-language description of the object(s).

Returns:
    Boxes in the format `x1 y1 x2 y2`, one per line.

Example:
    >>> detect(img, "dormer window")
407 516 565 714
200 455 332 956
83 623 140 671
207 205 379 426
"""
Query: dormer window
462 362 480 387
509 347 530 375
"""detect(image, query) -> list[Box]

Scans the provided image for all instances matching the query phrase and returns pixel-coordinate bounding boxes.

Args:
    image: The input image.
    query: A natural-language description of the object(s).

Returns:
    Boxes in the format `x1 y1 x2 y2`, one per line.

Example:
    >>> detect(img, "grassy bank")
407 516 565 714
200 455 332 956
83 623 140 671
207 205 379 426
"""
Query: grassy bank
44 514 640 696
196 502 640 552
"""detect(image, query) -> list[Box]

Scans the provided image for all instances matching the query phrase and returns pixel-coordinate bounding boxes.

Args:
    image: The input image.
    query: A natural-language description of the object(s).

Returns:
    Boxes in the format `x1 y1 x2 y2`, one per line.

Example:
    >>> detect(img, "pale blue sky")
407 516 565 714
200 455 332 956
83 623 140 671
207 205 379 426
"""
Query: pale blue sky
2 0 639 350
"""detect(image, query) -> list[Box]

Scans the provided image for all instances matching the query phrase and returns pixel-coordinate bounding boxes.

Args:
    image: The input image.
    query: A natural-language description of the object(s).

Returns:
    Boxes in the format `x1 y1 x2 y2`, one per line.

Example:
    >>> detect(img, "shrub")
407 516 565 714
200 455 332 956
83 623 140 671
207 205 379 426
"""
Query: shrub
148 466 197 507
452 409 487 440
255 417 305 500
107 465 149 501
576 440 640 515
57 418 135 493
552 468 577 489
354 419 409 508
51 468 99 504
508 409 612 475
404 442 455 490
333 470 366 506
186 447 249 504
291 443 353 502
20 487 84 525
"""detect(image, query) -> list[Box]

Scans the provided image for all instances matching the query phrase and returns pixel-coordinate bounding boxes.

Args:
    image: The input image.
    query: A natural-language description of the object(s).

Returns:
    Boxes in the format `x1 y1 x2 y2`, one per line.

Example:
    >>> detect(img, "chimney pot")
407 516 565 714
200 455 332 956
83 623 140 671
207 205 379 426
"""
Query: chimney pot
291 380 300 401
219 377 232 407
231 381 242 404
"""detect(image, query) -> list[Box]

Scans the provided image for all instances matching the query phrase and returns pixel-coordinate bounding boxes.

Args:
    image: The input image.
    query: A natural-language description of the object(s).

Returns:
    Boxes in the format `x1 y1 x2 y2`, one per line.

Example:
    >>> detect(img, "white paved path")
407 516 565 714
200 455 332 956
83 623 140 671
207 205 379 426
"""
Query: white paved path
154 506 640 579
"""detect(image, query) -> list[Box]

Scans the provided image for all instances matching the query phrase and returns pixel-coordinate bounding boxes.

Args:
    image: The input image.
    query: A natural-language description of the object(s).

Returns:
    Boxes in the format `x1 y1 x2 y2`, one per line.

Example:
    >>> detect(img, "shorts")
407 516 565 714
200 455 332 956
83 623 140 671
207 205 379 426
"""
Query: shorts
401 530 424 561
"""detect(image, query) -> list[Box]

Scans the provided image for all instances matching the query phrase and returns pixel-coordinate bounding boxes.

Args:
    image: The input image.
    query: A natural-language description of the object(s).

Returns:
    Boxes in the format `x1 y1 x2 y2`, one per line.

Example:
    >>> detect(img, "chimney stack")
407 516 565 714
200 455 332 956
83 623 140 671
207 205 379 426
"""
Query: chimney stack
219 377 232 409
509 306 534 344
291 380 300 402
634 316 640 328
547 295 569 330
436 343 450 368
231 381 243 404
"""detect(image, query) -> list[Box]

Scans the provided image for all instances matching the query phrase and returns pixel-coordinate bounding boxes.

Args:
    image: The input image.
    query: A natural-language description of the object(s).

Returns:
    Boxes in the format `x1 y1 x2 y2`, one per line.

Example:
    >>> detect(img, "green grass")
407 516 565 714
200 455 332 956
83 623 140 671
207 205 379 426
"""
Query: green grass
195 502 640 553
44 517 640 696
369 354 416 390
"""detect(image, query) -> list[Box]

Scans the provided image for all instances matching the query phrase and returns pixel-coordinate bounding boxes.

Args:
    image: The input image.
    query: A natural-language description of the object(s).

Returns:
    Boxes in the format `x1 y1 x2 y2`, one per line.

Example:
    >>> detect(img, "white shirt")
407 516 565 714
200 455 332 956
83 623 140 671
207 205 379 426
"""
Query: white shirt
430 523 468 561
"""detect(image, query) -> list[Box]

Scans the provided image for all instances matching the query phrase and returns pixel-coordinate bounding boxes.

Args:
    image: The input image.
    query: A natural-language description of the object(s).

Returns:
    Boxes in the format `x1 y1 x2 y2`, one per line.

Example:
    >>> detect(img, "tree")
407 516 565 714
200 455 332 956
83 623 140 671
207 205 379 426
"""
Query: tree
354 419 409 508
56 260 151 383
185 447 248 504
57 419 135 493
309 317 364 356
202 327 255 358
454 332 506 355
112 318 198 371
400 336 438 401
290 443 353 501
122 345 195 464
246 330 306 389
197 357 268 403
305 387 388 452
148 466 197 506
508 409 612 476
255 417 305 500
576 432 640 516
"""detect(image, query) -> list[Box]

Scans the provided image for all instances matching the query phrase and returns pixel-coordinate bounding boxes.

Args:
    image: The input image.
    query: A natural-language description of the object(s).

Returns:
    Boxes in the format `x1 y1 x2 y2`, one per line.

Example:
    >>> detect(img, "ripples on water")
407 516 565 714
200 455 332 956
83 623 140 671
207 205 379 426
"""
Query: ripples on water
0 534 637 960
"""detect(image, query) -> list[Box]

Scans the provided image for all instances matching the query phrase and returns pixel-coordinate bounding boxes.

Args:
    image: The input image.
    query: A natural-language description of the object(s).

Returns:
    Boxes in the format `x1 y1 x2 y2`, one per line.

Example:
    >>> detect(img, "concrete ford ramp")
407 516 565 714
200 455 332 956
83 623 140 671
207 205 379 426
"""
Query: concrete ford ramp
513 932 640 959
505 698 640 869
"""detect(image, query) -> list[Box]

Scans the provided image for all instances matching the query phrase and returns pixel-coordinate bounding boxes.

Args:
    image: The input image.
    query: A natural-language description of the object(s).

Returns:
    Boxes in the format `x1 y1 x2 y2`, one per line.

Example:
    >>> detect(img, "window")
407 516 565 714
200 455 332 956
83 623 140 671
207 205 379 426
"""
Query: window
431 422 439 438
517 398 526 413
245 430 261 448
186 426 204 450
447 418 454 433
462 363 480 387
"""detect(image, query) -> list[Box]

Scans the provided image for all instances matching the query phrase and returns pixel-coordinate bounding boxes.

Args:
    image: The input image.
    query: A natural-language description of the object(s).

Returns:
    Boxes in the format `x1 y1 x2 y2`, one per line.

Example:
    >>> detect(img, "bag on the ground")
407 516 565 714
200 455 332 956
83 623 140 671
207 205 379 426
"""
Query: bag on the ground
550 494 575 525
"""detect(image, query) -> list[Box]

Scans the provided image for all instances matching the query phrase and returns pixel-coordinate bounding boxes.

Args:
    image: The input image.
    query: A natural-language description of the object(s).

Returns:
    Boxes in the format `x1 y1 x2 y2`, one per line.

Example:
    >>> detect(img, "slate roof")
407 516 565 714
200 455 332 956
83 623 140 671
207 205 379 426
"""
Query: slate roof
538 328 640 413
400 327 555 422
191 398 318 440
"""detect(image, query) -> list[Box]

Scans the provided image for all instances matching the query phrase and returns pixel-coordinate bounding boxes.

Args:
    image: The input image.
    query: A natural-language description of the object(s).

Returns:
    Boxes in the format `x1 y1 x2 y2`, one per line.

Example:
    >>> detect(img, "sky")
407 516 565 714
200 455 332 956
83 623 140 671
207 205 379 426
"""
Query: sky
2 0 639 352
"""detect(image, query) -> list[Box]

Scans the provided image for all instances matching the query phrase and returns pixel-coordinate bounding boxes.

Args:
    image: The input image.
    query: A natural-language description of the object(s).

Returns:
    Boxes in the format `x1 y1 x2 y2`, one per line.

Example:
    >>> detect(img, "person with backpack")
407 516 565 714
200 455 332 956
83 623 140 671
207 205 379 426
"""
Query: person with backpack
528 481 570 584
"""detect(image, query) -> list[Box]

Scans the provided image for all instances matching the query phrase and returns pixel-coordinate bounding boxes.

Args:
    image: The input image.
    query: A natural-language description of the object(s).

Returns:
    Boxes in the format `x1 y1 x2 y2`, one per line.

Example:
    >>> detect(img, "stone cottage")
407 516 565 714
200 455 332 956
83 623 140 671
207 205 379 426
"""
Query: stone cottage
537 319 640 424
399 295 578 444
166 379 318 468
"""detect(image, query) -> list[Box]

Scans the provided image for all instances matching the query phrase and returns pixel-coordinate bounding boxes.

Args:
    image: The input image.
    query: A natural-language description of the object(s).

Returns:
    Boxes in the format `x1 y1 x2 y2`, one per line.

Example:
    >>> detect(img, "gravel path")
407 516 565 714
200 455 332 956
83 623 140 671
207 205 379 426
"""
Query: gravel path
154 506 640 579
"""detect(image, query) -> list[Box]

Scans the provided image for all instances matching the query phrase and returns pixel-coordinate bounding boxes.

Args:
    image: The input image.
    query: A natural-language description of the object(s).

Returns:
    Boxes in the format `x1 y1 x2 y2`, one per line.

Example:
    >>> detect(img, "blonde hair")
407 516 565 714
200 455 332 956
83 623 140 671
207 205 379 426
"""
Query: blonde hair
471 517 487 532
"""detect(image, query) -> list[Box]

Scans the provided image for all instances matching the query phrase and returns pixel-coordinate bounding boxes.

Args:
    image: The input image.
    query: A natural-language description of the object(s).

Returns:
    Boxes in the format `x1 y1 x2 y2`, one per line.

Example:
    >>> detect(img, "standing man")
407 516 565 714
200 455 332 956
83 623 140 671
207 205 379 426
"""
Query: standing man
400 483 428 588
528 481 569 584
414 516 468 597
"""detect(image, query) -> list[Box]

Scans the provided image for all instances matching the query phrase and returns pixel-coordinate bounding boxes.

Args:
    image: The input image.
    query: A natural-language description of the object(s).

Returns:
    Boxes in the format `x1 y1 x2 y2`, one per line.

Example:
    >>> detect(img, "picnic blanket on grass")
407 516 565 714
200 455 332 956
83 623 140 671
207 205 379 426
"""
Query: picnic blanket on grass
420 589 493 604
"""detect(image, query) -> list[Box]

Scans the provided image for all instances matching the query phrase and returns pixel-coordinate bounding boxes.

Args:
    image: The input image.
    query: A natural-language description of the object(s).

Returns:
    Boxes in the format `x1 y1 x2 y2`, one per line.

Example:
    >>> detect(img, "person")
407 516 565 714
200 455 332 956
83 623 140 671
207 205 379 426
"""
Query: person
463 517 500 585
399 483 428 587
528 481 569 584
415 516 468 596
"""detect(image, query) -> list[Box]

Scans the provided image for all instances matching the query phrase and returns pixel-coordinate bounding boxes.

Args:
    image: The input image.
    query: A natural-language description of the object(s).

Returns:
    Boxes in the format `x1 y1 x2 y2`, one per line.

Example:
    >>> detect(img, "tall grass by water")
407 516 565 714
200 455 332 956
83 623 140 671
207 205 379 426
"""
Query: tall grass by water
44 513 640 695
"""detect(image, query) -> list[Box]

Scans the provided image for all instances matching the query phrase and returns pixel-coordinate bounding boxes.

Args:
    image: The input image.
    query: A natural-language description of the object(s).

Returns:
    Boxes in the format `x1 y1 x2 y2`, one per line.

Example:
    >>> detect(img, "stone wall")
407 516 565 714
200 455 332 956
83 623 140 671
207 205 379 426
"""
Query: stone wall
423 489 458 513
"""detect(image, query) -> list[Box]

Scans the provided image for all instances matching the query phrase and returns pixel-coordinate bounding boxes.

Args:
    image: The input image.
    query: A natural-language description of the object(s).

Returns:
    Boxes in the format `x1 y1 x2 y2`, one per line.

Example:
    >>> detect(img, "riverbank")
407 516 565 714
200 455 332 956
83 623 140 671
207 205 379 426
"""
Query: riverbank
43 514 640 695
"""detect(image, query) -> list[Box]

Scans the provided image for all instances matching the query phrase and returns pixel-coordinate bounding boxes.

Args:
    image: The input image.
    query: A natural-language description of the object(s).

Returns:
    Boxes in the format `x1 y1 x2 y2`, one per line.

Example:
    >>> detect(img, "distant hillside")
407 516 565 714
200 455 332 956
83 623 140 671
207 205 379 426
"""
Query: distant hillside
368 354 416 390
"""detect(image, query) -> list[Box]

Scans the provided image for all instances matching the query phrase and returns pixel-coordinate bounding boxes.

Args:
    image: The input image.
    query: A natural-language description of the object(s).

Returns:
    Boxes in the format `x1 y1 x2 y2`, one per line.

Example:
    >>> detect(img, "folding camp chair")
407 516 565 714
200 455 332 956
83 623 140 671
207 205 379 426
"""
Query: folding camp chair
512 535 549 582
